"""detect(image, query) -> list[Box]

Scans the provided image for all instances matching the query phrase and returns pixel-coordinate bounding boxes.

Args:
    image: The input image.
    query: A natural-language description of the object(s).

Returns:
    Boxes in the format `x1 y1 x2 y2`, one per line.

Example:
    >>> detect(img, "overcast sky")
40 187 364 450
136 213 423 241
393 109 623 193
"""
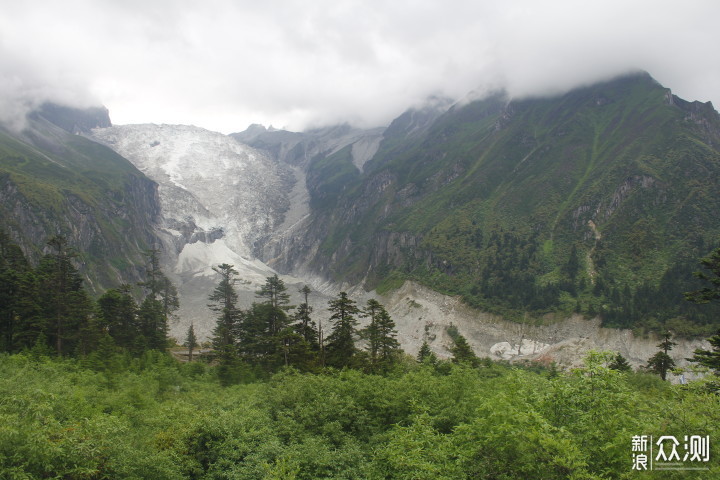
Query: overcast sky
1 0 719 133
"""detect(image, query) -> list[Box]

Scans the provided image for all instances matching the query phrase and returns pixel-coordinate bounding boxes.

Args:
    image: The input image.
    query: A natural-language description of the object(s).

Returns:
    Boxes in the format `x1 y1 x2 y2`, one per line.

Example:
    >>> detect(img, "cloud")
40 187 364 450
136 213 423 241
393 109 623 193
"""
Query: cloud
1 0 719 133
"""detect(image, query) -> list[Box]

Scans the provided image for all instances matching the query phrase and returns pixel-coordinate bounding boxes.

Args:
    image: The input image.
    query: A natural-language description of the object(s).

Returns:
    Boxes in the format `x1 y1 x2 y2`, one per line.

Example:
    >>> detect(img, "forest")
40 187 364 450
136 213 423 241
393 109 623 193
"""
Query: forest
2 231 720 478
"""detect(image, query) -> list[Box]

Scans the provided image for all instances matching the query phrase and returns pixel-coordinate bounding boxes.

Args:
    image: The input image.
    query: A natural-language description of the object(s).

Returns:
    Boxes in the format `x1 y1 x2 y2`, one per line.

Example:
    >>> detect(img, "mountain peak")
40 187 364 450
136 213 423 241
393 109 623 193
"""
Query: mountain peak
32 102 112 134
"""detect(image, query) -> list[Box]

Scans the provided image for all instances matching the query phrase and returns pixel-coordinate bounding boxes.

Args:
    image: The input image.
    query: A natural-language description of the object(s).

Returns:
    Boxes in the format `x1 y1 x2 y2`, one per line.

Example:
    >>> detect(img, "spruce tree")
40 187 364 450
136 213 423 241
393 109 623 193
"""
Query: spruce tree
685 246 720 379
450 333 479 367
138 247 178 341
325 292 360 368
185 323 197 362
608 353 632 372
208 263 241 352
294 285 318 347
417 341 437 364
254 274 292 335
36 235 93 356
97 285 138 351
0 231 39 353
208 264 248 384
684 246 720 305
138 296 168 351
646 332 676 381
362 299 400 372
238 275 299 370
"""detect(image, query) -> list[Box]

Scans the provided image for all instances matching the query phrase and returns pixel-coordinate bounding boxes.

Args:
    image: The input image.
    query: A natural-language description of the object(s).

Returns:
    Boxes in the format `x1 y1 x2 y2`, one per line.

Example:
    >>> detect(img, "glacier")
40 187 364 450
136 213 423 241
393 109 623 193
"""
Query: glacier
90 124 308 340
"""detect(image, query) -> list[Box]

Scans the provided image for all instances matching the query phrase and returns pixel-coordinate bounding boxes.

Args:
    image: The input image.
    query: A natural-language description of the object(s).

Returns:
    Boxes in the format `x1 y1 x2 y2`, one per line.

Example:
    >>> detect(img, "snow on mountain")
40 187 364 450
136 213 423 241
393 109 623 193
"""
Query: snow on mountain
89 124 300 339
92 124 292 256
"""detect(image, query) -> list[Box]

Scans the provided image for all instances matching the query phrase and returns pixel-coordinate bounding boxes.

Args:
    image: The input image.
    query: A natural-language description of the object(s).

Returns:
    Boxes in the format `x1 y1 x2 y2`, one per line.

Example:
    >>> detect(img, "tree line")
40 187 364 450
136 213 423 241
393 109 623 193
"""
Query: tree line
204 263 402 384
0 231 176 359
0 231 405 381
4 229 720 388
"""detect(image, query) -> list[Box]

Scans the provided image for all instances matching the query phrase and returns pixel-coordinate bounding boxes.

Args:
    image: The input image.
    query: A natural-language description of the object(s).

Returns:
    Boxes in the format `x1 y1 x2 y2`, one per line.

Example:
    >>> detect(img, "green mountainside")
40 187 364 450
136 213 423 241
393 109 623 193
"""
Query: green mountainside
295 73 720 334
0 105 160 293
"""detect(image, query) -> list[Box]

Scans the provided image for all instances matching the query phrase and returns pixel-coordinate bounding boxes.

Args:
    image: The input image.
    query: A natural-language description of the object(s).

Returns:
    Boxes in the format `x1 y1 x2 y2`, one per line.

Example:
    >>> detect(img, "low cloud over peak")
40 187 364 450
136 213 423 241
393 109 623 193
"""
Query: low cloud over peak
1 0 719 133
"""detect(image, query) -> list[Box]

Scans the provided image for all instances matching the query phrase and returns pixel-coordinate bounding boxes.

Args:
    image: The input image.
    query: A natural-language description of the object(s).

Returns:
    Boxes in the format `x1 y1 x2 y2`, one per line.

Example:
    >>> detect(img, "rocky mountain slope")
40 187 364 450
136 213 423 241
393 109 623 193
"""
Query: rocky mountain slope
0 104 159 293
4 73 717 370
257 72 720 336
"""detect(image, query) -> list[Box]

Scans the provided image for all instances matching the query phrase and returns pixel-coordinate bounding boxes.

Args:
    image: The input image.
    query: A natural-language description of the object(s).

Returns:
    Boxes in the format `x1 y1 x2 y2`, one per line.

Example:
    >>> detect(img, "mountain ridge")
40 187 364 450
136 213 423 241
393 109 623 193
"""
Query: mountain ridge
3 72 720 341
252 72 720 335
0 105 160 293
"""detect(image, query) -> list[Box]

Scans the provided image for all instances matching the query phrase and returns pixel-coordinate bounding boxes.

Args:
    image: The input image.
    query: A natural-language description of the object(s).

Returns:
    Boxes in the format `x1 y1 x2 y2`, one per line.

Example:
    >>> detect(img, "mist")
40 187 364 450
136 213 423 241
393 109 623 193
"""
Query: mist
1 0 719 133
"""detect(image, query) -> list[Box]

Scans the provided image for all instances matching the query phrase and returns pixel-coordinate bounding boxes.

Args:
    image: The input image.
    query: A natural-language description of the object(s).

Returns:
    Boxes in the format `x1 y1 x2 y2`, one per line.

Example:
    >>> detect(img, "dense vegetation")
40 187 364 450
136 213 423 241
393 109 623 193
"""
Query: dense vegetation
2 350 718 479
4 231 720 478
205 263 402 385
301 73 720 335
0 231 175 357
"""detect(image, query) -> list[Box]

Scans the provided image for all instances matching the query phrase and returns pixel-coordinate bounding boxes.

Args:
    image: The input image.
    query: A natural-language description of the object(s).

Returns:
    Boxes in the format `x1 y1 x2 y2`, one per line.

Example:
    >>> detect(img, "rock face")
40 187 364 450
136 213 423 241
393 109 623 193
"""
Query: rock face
0 108 160 293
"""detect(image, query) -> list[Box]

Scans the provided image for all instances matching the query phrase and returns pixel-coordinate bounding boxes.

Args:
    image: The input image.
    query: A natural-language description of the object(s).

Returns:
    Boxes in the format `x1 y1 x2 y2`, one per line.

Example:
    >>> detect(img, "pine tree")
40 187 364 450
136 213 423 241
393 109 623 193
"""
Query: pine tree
417 341 436 364
185 323 197 362
684 246 720 304
294 285 318 347
450 333 479 367
208 263 247 384
325 292 360 368
138 247 178 338
608 353 632 372
138 247 164 298
0 231 39 353
362 299 400 372
685 246 720 378
646 332 677 381
96 285 138 351
254 274 292 335
36 235 93 356
236 275 299 370
138 296 168 351
208 264 241 352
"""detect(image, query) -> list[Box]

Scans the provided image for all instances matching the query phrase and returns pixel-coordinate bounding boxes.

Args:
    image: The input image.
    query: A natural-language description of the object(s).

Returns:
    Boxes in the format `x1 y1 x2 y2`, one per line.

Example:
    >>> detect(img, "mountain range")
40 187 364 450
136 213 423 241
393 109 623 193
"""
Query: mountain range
2 71 719 364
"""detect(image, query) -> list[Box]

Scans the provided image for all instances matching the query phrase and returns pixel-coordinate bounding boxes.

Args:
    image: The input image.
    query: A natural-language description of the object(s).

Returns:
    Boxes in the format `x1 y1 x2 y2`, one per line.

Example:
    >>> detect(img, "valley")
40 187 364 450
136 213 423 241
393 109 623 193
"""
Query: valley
2 71 719 371
81 73 720 371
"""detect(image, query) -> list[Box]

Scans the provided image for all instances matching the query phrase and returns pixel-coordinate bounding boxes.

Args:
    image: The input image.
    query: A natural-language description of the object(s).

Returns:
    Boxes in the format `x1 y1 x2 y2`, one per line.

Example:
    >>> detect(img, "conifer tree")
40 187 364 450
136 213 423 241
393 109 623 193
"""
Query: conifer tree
0 231 39 352
325 292 360 368
208 263 241 351
97 285 138 351
646 332 676 381
417 341 437 364
208 264 244 385
138 296 168 351
608 352 632 372
254 274 292 334
185 323 197 362
684 246 720 305
138 247 178 338
450 333 479 367
247 274 317 371
685 246 720 379
294 285 318 347
362 299 400 372
36 235 93 356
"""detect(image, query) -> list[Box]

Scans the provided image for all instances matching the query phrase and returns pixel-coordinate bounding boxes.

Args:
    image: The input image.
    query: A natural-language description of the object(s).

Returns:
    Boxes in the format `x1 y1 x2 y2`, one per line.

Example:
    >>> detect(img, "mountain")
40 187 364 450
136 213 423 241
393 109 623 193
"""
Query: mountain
256 72 720 335
4 71 718 363
0 103 160 293
89 124 328 339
